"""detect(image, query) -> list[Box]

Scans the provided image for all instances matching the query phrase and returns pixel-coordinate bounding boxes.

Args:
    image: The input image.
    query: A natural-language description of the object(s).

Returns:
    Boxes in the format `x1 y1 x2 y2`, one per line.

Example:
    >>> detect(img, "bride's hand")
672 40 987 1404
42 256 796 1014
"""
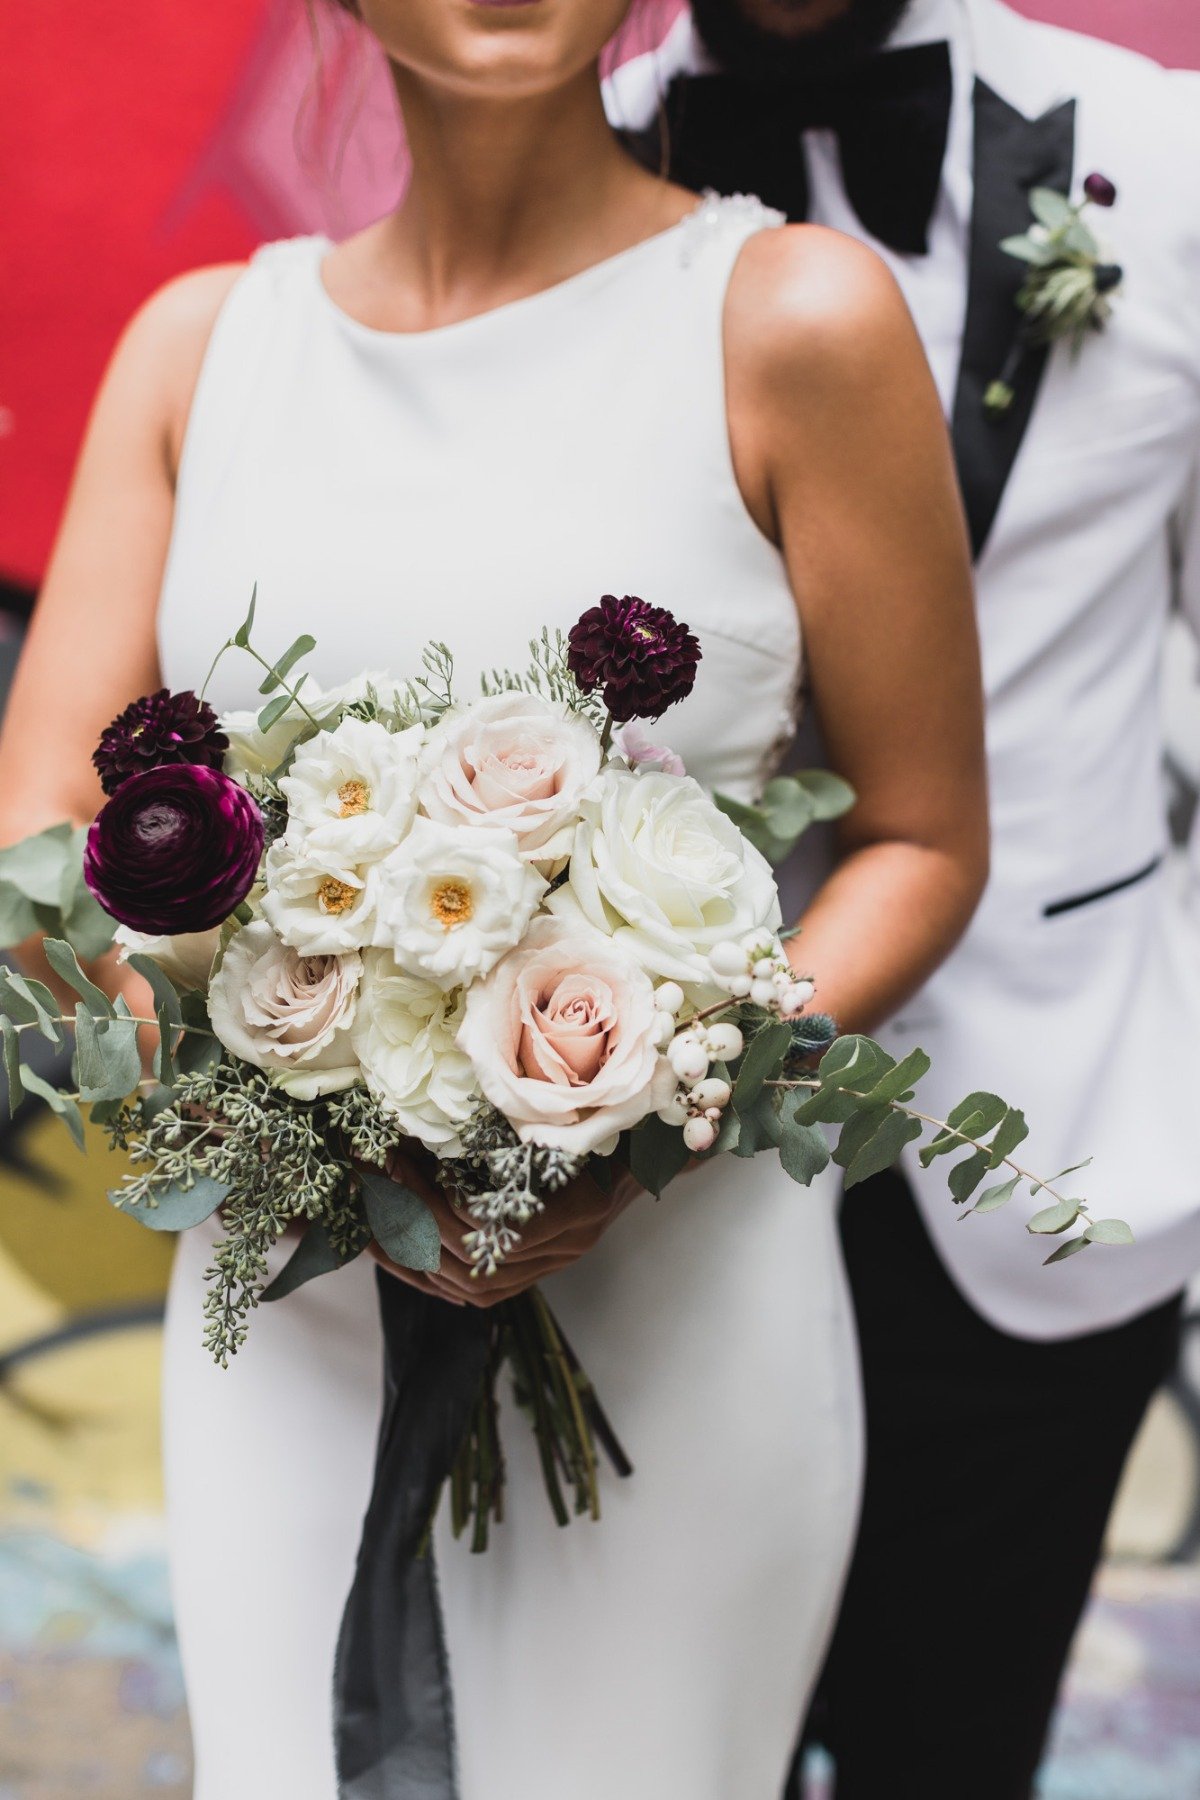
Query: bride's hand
368 1154 644 1308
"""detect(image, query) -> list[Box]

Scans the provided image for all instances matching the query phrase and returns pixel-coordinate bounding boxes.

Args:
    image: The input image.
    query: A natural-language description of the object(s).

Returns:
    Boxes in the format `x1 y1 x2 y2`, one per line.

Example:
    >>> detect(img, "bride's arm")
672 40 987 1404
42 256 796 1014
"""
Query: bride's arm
726 224 988 1032
0 267 241 997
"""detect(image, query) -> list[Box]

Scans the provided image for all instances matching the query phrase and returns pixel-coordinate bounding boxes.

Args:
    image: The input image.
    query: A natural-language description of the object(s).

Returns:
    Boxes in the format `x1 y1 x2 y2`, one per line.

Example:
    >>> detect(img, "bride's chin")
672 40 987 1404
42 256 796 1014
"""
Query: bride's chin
358 0 632 98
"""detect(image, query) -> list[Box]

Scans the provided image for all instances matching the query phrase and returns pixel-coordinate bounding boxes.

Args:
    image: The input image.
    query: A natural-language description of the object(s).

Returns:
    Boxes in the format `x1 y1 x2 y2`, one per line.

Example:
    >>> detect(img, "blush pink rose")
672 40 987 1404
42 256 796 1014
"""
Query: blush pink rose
458 914 675 1154
418 693 601 866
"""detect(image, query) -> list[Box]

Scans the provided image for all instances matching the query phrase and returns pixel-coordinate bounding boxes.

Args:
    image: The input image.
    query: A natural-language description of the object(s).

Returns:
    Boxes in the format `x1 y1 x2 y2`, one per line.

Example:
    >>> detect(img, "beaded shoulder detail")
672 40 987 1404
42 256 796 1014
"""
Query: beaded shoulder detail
676 191 787 268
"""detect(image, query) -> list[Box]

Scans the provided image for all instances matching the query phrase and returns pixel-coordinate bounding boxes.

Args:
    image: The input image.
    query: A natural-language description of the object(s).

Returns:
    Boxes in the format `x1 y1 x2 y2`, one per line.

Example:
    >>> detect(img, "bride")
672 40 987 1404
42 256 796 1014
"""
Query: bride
0 0 987 1793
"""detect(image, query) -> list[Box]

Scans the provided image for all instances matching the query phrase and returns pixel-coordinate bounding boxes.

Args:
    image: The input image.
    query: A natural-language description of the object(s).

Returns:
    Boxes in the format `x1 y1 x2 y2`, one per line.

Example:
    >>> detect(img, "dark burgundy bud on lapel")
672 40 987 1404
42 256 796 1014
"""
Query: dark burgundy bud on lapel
1094 263 1123 295
1083 172 1117 208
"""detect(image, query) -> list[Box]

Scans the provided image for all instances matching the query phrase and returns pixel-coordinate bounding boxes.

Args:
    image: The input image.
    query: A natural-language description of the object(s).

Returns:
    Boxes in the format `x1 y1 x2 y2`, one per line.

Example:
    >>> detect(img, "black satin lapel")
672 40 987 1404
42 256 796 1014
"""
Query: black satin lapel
951 81 1076 560
334 1274 491 1800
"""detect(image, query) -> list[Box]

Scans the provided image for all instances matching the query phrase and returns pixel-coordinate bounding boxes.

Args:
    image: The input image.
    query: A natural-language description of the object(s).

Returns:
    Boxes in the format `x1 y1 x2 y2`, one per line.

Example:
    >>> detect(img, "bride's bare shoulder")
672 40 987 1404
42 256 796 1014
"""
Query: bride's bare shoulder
99 263 247 474
725 222 924 408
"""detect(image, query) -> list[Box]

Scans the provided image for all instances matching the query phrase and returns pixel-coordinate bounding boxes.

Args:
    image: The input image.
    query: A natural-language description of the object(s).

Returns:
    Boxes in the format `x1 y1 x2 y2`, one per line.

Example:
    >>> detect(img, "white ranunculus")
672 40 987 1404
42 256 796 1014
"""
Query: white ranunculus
373 818 546 990
279 716 424 863
458 914 676 1155
350 951 478 1154
113 925 221 992
419 693 601 868
548 767 782 987
208 920 361 1098
261 837 383 956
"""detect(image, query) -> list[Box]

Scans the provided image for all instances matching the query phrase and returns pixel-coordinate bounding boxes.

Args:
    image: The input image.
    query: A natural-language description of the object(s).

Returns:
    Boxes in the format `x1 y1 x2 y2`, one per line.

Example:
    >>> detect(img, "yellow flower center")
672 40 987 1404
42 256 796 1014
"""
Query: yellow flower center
430 879 473 929
317 877 357 915
338 779 370 817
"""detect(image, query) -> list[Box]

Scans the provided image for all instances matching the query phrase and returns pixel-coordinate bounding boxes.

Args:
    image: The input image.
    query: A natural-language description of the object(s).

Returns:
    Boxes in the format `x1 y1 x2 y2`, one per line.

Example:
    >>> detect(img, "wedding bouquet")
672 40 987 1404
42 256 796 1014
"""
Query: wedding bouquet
0 592 1129 1545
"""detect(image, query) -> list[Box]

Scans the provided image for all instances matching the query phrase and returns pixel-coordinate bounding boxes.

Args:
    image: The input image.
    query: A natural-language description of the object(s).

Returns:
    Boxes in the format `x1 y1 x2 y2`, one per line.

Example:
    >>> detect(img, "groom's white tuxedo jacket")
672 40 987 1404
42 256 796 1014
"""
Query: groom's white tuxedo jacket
608 0 1200 1339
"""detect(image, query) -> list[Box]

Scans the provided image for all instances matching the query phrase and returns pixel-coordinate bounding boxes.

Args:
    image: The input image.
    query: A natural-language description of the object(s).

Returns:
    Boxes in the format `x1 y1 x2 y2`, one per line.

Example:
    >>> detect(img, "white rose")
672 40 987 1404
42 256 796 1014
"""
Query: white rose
419 693 601 868
549 767 781 987
220 694 323 783
261 837 383 955
350 951 478 1154
113 925 220 992
458 914 676 1155
316 670 411 722
279 717 424 863
208 920 361 1098
373 817 546 990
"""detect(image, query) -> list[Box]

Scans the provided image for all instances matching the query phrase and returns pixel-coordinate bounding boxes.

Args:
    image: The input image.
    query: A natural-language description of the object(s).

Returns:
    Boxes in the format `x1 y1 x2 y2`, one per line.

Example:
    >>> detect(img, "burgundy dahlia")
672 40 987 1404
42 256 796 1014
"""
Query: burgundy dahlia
93 688 228 797
1083 172 1117 208
566 595 701 724
84 765 264 935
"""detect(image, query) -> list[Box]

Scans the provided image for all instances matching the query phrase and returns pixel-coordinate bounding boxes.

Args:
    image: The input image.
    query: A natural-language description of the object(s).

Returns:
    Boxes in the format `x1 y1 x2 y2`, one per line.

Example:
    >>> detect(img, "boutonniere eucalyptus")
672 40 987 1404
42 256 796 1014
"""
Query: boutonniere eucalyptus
985 172 1123 418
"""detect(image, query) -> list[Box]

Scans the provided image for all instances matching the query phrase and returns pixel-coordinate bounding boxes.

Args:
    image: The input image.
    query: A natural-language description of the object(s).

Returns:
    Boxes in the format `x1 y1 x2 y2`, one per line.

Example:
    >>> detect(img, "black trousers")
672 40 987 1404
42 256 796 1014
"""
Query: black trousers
794 1168 1183 1800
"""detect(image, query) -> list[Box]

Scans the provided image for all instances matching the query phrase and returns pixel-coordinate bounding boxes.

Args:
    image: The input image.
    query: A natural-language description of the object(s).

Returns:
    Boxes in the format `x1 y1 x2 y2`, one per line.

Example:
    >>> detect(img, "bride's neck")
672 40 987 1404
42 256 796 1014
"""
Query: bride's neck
384 67 656 305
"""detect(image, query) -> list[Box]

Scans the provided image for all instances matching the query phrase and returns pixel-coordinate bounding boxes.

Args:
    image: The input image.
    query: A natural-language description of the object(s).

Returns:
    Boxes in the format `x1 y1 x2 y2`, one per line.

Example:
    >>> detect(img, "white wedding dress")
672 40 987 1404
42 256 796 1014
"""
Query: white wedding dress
158 194 863 1800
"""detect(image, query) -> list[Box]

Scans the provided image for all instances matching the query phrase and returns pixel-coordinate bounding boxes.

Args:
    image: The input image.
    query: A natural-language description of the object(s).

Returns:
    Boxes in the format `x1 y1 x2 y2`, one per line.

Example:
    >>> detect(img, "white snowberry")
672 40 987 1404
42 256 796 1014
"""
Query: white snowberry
668 1033 710 1084
654 981 686 1016
708 940 749 979
683 1115 718 1153
750 977 778 1008
703 1022 744 1061
657 1089 690 1126
689 1077 732 1112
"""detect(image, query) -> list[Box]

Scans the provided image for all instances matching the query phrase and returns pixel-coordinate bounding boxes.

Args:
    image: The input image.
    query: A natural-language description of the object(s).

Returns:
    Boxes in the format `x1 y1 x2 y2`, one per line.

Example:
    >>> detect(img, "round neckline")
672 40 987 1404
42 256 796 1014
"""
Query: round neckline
311 194 715 347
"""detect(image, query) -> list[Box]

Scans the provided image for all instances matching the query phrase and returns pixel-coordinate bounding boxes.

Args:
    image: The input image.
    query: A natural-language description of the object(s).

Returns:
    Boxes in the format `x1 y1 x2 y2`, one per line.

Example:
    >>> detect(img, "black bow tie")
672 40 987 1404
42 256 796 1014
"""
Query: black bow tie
662 40 954 256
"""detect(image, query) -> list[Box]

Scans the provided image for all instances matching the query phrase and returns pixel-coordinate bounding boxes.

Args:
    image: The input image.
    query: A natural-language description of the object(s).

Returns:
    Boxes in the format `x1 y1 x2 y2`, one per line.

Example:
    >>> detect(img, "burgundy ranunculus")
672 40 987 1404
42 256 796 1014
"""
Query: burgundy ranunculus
93 688 228 797
84 765 264 935
566 595 702 724
1083 172 1117 208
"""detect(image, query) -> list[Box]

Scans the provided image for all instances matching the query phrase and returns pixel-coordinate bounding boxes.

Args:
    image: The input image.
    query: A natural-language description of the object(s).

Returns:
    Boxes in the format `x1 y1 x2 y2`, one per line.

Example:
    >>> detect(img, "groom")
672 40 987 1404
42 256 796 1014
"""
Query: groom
609 2 1200 1794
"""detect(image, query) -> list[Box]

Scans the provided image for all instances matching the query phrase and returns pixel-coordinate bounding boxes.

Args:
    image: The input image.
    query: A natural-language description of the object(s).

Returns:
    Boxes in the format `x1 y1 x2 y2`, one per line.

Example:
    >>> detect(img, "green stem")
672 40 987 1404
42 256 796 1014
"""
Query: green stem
240 646 323 729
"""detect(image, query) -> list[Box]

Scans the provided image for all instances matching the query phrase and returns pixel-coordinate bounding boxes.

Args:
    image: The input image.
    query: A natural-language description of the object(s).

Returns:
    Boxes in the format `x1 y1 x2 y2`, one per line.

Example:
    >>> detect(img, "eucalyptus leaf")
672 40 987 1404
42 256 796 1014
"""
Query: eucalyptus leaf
629 1113 692 1197
815 1035 895 1096
1027 1197 1082 1236
1 1015 22 1112
970 1175 1022 1215
711 790 787 864
732 1020 792 1110
1044 1235 1092 1265
361 1170 441 1272
75 1006 141 1104
832 1102 892 1172
862 1048 931 1106
258 690 303 734
232 583 258 648
789 1085 863 1128
948 1148 992 1206
258 634 317 696
43 937 114 1017
61 831 116 961
778 1097 831 1188
127 952 184 1083
945 1091 1008 1136
985 1107 1029 1169
116 1173 230 1232
844 1110 923 1189
0 885 40 948
262 1220 356 1301
0 971 65 1046
18 1065 85 1150
788 769 856 822
1084 1218 1135 1247
0 822 73 906
1030 186 1075 231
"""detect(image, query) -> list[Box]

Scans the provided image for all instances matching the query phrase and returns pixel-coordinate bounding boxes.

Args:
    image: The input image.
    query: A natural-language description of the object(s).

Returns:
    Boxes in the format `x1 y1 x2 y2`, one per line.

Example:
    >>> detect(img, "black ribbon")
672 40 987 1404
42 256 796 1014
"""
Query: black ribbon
334 1272 490 1799
659 42 954 256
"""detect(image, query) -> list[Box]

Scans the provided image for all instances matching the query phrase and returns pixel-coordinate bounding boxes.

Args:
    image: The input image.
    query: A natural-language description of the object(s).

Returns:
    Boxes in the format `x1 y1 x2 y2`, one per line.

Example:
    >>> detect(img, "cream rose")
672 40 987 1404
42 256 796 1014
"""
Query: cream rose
280 716 424 864
208 920 361 1098
458 914 675 1154
548 767 782 987
419 693 601 867
350 951 478 1153
220 697 320 783
374 817 546 990
113 924 221 992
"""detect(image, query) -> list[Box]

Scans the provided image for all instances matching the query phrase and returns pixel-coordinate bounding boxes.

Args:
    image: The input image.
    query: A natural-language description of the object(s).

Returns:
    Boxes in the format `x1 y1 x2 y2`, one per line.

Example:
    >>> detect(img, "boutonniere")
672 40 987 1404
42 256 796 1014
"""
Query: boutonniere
985 172 1123 418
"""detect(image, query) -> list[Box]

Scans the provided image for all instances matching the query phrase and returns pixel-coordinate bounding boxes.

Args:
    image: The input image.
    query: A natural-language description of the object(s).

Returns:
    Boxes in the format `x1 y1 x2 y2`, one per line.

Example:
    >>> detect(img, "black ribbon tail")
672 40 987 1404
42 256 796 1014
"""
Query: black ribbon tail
334 1271 491 1799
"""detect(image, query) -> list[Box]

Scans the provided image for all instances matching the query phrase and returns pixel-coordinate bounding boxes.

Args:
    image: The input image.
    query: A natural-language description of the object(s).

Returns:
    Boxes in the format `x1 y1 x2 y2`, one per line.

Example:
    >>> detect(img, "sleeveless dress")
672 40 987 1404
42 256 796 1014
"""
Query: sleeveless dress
157 194 864 1800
